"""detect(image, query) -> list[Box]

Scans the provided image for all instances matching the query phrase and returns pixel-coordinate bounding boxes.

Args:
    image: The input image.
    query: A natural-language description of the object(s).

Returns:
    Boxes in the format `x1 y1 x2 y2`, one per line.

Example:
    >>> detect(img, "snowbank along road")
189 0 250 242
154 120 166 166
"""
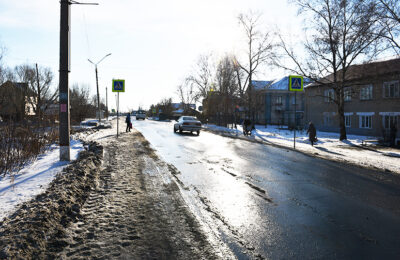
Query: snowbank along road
58 128 223 259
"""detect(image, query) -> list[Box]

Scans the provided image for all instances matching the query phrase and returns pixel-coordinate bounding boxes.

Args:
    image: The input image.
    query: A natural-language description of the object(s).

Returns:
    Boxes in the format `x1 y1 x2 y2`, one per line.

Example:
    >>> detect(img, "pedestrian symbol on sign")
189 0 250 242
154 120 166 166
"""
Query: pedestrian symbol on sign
289 75 303 92
112 79 125 92
292 78 301 89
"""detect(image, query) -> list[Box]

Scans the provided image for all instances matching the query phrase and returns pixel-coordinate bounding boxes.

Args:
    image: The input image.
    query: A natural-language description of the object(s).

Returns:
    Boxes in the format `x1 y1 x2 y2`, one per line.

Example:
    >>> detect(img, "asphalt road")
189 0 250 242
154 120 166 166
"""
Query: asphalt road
133 119 400 259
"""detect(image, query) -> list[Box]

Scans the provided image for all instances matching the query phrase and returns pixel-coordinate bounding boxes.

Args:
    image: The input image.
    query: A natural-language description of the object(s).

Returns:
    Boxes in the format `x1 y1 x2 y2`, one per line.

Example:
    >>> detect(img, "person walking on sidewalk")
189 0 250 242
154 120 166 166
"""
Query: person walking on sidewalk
390 123 397 147
125 114 132 132
307 121 317 146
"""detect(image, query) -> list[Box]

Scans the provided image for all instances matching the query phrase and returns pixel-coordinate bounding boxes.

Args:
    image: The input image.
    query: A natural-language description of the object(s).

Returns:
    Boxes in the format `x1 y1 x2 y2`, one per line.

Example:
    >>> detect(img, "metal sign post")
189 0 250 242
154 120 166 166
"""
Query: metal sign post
289 75 304 149
112 79 125 137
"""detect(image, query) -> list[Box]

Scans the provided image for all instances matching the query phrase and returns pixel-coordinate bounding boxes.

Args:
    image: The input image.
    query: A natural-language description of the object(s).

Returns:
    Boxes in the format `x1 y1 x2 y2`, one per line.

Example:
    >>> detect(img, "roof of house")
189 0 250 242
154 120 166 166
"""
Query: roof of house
0 81 35 96
252 80 273 90
253 76 313 91
308 58 400 88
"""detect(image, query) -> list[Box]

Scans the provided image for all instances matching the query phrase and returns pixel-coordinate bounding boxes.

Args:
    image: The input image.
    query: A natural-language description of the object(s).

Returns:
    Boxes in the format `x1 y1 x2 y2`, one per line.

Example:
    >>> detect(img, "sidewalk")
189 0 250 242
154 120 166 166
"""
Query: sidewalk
204 124 400 175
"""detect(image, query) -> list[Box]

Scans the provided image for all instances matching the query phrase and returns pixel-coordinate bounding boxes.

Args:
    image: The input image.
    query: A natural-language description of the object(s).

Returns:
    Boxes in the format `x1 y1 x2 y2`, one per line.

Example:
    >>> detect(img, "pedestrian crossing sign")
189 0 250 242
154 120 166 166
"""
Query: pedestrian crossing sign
289 75 303 92
112 79 125 92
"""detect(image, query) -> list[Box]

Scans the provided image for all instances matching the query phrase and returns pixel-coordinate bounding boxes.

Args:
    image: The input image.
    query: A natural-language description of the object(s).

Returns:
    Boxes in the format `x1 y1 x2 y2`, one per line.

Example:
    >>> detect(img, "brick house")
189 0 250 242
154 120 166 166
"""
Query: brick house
0 81 36 121
305 58 400 142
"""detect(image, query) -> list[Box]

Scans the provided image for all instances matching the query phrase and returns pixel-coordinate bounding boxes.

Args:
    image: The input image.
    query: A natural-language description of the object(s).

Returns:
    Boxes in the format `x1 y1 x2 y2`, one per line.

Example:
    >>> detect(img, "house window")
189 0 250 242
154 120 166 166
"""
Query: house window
383 81 399 98
344 87 351 101
324 89 334 102
360 85 373 100
383 115 398 129
345 115 351 127
359 115 372 129
274 96 282 105
324 113 332 126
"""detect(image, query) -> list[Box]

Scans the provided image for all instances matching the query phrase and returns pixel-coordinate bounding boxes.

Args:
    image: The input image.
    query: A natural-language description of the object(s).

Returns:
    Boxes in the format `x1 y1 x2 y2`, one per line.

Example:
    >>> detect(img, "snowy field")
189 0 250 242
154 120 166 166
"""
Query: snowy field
204 124 400 175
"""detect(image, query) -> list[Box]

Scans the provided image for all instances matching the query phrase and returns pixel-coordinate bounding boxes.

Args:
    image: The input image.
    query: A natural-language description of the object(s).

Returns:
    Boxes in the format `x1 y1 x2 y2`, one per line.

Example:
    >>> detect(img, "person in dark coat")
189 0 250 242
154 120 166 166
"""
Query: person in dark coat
243 118 252 136
125 114 131 132
306 121 317 146
390 123 397 147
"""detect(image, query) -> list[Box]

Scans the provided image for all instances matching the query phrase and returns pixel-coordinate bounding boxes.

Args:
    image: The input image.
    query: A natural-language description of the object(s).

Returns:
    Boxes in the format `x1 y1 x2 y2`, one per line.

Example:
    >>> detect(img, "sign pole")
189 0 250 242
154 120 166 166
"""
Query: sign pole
294 91 297 149
117 92 119 138
112 79 125 138
289 75 304 150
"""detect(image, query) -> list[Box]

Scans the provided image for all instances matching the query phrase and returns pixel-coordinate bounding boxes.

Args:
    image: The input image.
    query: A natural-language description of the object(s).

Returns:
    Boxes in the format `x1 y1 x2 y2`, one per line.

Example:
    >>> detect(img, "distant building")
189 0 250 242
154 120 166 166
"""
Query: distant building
171 102 197 117
0 81 36 121
253 77 311 127
305 58 400 142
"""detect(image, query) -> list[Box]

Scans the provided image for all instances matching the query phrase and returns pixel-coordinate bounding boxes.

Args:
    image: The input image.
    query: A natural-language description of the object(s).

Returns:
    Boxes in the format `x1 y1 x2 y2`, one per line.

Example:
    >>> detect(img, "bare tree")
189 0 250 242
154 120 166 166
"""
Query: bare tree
213 55 240 126
277 0 384 140
176 81 196 114
14 64 57 122
236 11 275 121
375 0 400 53
70 83 91 123
186 53 215 101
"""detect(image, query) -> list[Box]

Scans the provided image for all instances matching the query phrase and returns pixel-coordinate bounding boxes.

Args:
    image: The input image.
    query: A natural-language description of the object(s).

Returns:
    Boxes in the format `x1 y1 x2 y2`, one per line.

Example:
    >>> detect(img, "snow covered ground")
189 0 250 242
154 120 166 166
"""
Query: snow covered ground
0 139 84 221
0 118 117 222
204 124 400 175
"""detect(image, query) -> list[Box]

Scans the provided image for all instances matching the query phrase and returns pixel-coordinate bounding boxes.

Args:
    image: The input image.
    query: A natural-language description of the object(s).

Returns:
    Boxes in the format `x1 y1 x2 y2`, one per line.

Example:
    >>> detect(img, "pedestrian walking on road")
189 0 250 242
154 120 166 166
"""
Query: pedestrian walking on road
390 123 397 147
307 121 317 146
126 114 132 132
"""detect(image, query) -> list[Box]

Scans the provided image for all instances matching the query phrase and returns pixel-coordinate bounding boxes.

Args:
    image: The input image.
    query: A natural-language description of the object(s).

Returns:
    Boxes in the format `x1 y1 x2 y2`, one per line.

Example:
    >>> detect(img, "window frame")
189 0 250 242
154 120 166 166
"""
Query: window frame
344 87 352 102
323 113 332 126
324 89 335 103
359 115 372 129
274 96 282 105
383 115 398 129
360 85 373 100
383 81 399 98
344 115 351 127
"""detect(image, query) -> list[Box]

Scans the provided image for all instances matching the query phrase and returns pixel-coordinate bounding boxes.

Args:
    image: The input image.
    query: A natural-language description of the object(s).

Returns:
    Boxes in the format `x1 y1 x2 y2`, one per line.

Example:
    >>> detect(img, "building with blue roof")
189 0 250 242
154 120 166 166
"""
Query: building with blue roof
252 76 311 127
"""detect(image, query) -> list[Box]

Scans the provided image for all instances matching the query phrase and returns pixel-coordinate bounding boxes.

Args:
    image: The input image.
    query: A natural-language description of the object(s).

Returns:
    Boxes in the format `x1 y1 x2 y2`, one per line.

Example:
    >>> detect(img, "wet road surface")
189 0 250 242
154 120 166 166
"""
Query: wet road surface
134 119 400 259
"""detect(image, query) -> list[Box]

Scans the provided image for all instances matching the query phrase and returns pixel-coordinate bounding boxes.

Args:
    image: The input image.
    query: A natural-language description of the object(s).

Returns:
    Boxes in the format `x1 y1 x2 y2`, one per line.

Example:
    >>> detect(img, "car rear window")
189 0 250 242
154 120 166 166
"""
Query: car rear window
182 117 196 121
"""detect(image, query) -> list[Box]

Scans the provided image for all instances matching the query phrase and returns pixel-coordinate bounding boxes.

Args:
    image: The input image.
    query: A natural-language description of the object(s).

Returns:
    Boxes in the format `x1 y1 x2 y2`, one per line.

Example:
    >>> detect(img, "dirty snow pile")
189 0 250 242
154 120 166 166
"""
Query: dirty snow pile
204 124 400 174
0 139 84 221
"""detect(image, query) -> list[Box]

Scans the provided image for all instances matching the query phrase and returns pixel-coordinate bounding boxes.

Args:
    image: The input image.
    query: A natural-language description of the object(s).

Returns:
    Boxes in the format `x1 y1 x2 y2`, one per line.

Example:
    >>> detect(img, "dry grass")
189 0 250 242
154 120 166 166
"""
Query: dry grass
0 121 58 177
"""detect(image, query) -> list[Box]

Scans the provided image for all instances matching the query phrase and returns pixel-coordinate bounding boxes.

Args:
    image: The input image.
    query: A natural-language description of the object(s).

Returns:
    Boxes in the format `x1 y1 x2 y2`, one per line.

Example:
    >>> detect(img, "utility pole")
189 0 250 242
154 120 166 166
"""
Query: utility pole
95 66 100 124
59 0 98 161
88 53 112 125
59 0 71 161
35 63 41 128
106 86 108 120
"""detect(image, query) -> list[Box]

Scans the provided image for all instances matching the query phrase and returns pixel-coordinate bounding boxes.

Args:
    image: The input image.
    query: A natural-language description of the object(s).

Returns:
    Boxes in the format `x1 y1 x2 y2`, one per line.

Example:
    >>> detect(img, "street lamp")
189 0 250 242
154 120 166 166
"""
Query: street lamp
88 53 111 124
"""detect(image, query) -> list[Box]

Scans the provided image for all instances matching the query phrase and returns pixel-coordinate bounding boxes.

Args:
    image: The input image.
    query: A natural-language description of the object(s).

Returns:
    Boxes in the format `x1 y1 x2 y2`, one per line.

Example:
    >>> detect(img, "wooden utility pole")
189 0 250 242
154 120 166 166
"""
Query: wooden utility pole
35 63 41 127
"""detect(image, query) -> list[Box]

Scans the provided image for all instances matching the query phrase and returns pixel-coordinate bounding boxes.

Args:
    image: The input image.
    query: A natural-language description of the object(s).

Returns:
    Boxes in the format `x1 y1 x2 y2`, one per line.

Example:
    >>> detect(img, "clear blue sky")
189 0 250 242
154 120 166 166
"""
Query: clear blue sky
0 0 301 112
